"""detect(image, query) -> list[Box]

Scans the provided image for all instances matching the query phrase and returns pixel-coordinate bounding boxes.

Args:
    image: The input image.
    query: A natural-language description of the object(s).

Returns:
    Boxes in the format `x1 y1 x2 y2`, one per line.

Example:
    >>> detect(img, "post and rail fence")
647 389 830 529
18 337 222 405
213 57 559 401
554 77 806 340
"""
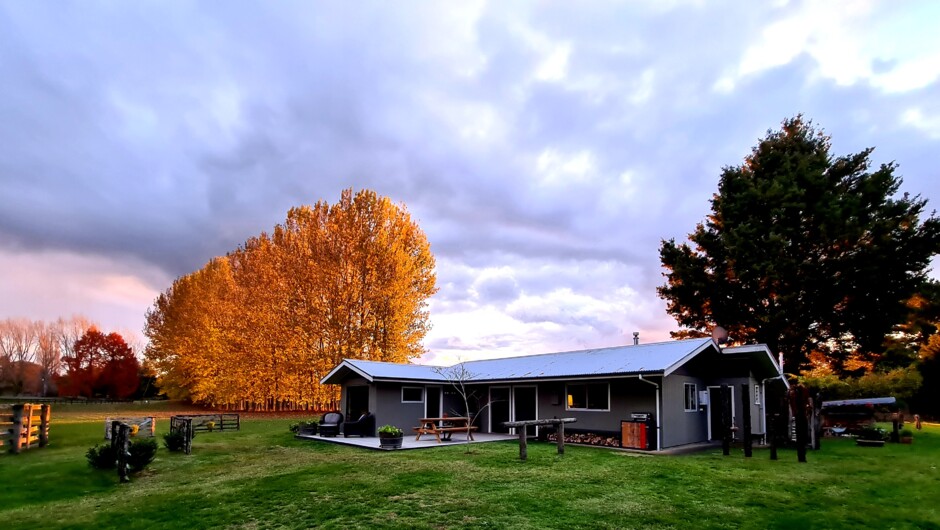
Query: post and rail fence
1 403 51 454
502 418 577 461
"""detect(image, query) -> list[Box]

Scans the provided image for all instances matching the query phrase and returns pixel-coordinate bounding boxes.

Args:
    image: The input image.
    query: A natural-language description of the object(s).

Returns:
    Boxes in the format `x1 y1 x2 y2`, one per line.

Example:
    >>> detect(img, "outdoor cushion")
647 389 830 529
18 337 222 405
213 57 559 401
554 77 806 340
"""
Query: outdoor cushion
319 412 344 437
343 412 375 437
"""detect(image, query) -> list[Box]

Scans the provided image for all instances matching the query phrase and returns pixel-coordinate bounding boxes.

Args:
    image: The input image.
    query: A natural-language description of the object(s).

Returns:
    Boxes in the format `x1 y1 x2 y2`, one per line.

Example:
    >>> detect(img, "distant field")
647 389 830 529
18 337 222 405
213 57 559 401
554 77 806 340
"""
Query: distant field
1 402 937 529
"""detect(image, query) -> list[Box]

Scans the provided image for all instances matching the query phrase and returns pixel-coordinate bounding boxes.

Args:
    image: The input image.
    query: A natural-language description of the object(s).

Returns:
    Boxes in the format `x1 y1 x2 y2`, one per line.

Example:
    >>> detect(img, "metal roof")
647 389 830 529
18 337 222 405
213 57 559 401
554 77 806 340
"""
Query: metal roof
322 338 720 384
821 397 897 408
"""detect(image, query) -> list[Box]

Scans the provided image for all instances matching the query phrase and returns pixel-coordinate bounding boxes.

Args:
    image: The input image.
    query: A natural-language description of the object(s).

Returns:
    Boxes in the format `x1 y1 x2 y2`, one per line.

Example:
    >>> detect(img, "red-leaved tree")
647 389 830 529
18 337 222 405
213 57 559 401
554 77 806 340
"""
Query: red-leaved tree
58 329 139 399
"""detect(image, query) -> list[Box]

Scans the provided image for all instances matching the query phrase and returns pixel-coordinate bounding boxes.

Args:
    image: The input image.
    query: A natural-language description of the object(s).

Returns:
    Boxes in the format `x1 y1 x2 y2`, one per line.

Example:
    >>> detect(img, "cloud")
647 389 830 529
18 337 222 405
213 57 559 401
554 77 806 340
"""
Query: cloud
1 1 938 364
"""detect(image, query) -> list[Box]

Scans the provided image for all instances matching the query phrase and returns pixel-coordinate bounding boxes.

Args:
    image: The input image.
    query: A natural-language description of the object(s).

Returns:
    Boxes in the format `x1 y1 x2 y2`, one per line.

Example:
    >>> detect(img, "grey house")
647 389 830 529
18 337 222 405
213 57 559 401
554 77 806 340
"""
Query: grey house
320 337 786 450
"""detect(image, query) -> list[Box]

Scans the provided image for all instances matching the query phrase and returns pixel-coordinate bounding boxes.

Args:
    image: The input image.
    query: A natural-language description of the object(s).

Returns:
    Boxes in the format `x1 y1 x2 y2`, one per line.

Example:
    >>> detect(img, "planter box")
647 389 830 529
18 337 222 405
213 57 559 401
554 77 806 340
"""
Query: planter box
856 439 885 447
900 437 913 444
297 423 318 436
379 434 403 450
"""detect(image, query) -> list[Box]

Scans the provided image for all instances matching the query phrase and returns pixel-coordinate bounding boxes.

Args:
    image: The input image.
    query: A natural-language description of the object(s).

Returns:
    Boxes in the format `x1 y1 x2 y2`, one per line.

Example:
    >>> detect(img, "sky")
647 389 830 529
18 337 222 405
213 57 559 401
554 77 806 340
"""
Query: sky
1 1 939 365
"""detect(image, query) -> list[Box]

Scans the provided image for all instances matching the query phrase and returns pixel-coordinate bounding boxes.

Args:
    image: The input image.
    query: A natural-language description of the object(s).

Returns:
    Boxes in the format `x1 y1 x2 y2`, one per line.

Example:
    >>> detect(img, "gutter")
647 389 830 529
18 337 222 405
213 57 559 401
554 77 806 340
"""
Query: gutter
637 374 662 451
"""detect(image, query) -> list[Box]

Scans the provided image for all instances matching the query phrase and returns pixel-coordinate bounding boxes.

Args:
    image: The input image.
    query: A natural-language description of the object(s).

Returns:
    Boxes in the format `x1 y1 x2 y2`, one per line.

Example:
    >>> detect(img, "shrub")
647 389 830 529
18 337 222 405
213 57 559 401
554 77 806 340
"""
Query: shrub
378 424 403 436
858 426 888 441
289 419 319 434
86 443 117 469
163 430 191 452
900 428 913 437
128 438 158 472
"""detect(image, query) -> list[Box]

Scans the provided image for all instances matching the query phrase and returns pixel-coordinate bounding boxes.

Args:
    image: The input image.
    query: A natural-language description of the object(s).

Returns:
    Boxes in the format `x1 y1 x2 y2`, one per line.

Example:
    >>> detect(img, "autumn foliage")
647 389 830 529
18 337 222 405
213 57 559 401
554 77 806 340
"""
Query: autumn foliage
58 328 140 399
144 189 438 410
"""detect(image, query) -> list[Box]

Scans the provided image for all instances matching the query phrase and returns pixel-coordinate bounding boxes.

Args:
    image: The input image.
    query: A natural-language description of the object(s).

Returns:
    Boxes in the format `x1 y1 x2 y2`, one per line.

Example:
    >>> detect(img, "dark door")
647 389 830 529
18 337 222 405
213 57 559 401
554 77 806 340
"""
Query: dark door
709 387 722 440
346 386 369 420
708 387 735 441
425 387 441 419
514 386 537 437
490 387 510 433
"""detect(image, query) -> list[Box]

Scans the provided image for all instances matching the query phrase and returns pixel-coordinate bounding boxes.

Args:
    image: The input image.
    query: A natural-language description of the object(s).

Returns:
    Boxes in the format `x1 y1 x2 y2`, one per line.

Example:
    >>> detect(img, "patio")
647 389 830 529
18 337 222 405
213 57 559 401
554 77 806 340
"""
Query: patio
296 432 515 451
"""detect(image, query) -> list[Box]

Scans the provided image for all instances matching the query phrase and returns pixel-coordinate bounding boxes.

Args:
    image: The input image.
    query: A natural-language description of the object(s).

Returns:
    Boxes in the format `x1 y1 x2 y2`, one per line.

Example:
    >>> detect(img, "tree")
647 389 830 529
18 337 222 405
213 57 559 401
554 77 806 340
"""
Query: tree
0 318 39 394
59 328 139 399
914 333 940 418
144 188 437 410
35 321 62 396
659 116 940 372
432 362 495 453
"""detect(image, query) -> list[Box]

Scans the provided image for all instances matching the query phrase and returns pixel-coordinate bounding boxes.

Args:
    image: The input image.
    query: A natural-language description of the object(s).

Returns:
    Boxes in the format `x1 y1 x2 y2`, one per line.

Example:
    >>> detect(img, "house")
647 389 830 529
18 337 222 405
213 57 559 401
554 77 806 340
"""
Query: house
320 337 787 450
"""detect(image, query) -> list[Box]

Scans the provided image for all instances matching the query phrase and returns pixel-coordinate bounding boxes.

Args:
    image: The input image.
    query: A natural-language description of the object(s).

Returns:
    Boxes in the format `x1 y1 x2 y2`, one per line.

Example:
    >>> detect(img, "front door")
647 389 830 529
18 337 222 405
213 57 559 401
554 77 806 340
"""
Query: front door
708 386 735 441
425 386 442 419
490 387 511 433
513 386 538 437
346 386 369 420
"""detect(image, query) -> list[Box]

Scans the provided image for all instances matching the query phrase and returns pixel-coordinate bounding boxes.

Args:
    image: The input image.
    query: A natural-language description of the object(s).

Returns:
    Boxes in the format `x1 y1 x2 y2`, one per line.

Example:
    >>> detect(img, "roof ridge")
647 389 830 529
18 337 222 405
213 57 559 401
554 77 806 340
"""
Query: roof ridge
457 337 712 367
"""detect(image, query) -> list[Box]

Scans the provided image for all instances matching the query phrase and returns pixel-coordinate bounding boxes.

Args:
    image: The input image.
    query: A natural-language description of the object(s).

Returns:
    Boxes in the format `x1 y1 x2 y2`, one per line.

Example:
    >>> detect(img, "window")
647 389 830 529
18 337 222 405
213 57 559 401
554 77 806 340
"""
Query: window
684 383 698 411
566 383 609 411
401 387 424 403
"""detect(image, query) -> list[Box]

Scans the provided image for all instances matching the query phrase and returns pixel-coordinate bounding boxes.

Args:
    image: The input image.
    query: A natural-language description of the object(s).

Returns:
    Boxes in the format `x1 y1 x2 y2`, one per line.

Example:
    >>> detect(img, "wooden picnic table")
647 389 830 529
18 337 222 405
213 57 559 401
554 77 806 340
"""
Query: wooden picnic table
413 417 477 443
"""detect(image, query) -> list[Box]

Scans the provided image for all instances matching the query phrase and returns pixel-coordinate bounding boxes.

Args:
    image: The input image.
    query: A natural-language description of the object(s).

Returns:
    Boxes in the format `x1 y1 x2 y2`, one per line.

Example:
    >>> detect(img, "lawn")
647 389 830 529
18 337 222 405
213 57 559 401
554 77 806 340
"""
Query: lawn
1 404 938 529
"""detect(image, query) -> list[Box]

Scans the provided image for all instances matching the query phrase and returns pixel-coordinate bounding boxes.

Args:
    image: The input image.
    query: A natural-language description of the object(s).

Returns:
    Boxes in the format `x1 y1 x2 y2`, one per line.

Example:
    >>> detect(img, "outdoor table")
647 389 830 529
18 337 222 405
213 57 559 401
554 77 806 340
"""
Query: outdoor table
413 417 476 442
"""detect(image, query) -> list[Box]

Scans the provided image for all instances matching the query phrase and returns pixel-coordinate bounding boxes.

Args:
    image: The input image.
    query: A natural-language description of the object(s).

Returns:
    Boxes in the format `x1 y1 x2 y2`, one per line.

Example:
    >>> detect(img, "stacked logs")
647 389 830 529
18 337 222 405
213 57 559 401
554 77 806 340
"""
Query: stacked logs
548 432 619 447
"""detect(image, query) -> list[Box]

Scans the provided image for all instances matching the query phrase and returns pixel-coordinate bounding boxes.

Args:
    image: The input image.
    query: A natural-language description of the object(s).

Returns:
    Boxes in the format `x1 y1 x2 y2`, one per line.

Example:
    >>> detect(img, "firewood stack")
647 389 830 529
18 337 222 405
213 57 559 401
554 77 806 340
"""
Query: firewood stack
547 432 619 447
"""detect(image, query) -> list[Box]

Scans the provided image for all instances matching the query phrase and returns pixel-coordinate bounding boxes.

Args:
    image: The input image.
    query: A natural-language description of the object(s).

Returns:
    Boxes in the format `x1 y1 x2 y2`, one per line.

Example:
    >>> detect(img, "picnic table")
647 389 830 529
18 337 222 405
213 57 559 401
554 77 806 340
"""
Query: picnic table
413 417 477 443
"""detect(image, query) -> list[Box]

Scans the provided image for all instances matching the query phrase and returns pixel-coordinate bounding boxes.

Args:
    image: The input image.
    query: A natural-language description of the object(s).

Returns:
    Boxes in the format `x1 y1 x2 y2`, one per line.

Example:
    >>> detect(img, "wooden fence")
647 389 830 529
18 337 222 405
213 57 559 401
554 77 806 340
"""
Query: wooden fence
172 413 240 433
1 403 51 454
104 417 156 439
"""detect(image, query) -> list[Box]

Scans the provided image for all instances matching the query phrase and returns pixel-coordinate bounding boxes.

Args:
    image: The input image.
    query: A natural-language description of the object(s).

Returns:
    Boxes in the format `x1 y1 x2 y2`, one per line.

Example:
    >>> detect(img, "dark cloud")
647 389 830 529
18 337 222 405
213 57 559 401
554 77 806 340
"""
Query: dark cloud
1 1 938 358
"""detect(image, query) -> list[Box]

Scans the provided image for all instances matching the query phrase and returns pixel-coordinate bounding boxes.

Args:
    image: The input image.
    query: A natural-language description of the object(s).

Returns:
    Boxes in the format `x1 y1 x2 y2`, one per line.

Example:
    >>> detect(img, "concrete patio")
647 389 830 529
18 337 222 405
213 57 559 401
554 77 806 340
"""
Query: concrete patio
295 432 515 451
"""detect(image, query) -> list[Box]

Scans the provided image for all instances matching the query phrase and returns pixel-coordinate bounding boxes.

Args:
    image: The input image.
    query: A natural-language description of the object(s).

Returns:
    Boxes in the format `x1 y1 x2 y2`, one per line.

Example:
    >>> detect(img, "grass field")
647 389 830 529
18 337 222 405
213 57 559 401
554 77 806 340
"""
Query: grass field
1 404 938 529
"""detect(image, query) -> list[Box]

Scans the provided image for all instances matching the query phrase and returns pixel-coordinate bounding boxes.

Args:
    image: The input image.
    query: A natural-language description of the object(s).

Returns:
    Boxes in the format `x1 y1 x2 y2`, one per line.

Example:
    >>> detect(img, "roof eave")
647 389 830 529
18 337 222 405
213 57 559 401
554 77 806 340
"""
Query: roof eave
662 338 718 376
320 361 374 385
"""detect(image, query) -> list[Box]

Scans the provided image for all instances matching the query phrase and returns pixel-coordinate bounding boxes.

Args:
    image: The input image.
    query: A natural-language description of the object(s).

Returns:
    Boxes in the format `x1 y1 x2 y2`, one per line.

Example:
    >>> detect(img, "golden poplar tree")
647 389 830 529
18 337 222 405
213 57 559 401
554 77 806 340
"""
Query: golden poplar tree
144 188 437 410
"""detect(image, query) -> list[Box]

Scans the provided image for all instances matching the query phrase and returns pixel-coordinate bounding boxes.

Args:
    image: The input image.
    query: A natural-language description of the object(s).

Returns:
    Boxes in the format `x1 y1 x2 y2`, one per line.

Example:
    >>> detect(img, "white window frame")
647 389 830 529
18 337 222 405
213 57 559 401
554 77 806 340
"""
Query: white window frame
684 383 698 412
401 386 424 404
565 382 610 412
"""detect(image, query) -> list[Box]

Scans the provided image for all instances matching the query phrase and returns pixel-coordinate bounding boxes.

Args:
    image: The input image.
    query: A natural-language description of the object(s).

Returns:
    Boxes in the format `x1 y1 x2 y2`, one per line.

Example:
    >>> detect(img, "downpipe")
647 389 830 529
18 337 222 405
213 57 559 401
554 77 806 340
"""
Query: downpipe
638 374 661 451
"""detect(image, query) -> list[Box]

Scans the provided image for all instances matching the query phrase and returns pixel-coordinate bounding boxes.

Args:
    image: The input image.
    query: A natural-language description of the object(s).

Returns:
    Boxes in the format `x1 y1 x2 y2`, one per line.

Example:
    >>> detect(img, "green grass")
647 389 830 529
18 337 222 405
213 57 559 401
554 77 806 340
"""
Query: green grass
2 408 939 529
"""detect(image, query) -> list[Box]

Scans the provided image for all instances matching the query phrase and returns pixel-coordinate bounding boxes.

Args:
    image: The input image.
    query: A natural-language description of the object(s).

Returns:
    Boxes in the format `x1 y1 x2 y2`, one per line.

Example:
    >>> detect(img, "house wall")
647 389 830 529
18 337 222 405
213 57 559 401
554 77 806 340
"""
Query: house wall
535 378 657 432
662 374 708 448
369 382 427 432
337 370 766 447
705 374 764 439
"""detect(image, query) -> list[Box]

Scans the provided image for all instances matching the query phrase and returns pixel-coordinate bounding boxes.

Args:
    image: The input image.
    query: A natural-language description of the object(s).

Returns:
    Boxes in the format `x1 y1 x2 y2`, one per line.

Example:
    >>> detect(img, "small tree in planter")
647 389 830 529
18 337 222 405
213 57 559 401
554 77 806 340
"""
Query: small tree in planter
378 425 404 450
433 362 497 454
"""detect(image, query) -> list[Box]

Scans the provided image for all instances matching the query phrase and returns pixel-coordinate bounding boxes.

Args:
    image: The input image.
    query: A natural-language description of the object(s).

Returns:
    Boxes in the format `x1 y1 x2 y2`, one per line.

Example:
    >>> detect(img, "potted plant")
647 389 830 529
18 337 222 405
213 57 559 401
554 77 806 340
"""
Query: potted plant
856 426 888 447
900 428 913 444
378 424 404 450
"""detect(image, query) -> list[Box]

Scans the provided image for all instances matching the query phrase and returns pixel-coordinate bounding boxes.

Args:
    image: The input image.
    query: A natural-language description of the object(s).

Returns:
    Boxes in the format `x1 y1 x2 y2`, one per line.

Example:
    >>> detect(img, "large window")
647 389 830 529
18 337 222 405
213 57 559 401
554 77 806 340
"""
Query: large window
402 387 424 403
684 383 698 411
566 383 609 411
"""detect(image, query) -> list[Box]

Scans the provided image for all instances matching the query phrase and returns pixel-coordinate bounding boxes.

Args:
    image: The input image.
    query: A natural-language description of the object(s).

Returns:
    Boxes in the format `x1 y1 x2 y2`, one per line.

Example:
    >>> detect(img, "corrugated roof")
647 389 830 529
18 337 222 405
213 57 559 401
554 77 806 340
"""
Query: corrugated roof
335 338 715 383
821 397 896 408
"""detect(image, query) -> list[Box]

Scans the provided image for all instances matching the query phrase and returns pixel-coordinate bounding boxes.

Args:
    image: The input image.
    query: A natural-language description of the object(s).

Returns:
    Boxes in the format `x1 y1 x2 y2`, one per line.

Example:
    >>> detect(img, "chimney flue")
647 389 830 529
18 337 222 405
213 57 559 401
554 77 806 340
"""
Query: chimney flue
632 332 639 345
